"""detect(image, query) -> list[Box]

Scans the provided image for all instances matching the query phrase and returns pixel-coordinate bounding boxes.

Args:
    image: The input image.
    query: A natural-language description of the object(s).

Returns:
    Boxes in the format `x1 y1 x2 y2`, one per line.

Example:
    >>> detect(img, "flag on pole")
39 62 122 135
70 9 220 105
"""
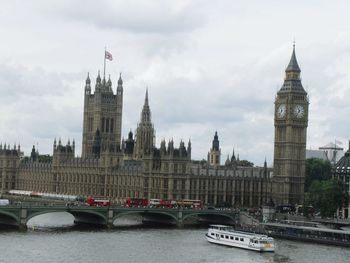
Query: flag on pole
105 51 113 61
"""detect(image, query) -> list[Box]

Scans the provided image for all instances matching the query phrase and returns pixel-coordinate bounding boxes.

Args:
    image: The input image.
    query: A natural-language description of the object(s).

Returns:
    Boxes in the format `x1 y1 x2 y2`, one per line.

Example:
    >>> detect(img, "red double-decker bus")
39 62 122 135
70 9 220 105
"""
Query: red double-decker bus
86 196 111 207
160 199 177 208
176 199 203 209
125 197 148 207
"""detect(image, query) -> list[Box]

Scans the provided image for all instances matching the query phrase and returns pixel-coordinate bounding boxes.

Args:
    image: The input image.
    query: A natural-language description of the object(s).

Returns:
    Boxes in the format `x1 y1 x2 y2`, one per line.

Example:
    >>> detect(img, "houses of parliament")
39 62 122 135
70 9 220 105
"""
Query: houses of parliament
0 47 309 207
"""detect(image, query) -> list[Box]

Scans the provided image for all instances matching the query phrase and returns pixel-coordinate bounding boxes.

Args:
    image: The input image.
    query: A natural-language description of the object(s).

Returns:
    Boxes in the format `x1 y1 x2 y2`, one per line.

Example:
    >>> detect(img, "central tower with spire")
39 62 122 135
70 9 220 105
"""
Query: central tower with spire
134 89 155 159
272 45 309 206
81 72 123 158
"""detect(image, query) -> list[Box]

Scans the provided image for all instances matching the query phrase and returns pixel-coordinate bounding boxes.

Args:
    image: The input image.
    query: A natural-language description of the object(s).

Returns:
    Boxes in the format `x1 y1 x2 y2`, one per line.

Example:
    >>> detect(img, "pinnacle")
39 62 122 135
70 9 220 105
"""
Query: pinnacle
286 45 301 72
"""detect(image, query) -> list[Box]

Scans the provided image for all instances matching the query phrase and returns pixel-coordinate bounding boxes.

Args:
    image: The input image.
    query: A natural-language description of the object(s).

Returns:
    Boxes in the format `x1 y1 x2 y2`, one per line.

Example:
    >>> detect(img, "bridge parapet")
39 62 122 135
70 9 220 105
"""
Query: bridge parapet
0 206 240 229
311 218 350 229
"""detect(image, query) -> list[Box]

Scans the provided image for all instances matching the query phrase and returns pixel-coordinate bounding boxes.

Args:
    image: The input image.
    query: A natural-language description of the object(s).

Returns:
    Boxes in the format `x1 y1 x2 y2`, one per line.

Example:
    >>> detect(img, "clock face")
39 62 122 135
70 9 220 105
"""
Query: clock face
294 104 305 118
277 104 286 118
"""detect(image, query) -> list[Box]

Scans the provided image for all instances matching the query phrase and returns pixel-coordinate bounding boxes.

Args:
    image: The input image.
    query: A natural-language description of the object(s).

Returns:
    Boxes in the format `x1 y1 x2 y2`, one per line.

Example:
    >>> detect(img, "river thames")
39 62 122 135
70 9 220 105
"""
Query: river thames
0 213 349 263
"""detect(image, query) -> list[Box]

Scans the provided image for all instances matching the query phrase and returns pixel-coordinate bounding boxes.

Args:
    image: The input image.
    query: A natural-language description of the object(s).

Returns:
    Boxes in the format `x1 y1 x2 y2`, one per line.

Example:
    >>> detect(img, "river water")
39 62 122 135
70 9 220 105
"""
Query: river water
0 213 349 263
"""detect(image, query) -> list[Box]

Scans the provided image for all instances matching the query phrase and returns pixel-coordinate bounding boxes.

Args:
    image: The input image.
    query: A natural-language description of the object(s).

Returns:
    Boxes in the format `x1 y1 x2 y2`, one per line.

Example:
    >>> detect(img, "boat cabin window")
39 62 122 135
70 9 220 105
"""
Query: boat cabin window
240 238 244 242
230 236 233 240
211 233 214 236
221 235 224 238
235 237 239 241
225 235 229 239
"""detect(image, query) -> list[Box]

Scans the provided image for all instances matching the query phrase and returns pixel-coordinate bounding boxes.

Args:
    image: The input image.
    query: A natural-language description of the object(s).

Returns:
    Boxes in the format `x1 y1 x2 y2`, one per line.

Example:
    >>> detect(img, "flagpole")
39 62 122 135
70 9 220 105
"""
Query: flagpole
103 46 106 80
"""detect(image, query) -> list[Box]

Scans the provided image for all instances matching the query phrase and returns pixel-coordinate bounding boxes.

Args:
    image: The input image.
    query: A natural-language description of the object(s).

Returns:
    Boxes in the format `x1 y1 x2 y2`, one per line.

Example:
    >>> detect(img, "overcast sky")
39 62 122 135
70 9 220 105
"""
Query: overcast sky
0 0 349 166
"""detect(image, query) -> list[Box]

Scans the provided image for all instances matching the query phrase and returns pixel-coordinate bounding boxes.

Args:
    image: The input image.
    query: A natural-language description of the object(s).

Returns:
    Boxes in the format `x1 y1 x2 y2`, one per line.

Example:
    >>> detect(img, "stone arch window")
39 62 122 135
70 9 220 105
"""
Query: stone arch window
110 118 114 133
106 118 110 133
101 118 105 132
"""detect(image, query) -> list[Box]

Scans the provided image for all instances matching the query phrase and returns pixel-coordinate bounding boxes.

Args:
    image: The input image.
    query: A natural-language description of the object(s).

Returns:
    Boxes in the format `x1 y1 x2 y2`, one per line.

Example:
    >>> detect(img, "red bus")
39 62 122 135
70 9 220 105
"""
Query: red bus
86 196 111 207
125 197 148 207
176 199 203 209
160 199 177 208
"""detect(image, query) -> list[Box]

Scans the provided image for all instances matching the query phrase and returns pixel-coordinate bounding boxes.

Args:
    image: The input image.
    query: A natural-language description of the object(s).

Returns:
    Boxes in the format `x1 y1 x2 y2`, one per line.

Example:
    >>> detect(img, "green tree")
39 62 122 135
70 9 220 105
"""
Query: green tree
305 158 331 192
192 159 207 166
21 156 30 162
305 179 348 218
38 155 53 162
20 155 52 163
239 160 254 167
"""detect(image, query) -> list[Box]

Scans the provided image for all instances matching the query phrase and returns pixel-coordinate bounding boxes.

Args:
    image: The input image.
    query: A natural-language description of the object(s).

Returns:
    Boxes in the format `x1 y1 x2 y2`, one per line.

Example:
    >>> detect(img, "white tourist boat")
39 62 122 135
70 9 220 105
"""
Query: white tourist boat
205 225 275 252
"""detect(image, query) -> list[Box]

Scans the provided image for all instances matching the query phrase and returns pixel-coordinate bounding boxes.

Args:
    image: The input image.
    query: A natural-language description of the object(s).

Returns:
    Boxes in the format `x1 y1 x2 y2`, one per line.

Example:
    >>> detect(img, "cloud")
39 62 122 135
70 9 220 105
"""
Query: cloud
45 0 205 35
0 61 83 155
118 48 281 165
1 0 350 167
0 62 71 101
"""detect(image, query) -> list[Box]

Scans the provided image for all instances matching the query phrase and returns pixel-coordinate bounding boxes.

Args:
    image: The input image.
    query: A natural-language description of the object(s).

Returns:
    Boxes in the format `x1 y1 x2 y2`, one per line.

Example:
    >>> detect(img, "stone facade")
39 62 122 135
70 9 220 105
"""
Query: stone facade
272 45 309 206
0 144 20 192
82 72 123 159
15 139 271 207
1 48 308 208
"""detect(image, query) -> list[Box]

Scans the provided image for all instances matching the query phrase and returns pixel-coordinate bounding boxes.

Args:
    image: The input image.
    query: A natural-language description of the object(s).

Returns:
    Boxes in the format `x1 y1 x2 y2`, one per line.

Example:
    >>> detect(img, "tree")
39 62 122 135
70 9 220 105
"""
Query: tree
305 158 332 192
239 160 254 167
192 159 207 166
20 155 52 163
38 155 53 162
305 179 348 218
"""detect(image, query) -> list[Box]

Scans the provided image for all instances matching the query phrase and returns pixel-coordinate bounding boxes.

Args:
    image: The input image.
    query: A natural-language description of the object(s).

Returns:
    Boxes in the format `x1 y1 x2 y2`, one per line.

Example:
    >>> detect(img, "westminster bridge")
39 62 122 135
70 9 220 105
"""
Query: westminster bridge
0 205 239 229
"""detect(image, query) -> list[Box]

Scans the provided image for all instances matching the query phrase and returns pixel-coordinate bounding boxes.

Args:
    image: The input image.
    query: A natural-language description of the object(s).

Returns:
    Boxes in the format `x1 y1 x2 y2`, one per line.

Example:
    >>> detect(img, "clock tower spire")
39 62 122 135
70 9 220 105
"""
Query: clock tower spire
272 45 309 206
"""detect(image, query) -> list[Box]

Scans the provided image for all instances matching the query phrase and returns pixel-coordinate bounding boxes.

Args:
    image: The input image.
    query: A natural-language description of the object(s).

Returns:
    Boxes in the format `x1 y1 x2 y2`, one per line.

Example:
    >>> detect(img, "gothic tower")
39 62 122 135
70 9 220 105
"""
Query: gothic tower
0 144 20 191
208 131 221 167
134 89 155 159
124 130 135 160
81 72 123 158
272 45 309 206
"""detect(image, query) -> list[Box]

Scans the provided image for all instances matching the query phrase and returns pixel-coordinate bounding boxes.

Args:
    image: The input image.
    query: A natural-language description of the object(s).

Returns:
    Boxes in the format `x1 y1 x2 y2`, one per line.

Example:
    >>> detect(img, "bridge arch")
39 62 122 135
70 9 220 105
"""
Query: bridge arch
112 210 178 224
26 209 108 226
68 209 108 226
182 211 236 224
0 210 20 226
26 209 69 223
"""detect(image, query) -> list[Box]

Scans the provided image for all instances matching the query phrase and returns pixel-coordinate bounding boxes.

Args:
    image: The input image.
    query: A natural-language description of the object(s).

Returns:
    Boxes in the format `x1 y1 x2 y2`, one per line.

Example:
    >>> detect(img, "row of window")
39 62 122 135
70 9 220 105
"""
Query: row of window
211 233 244 242
145 163 187 174
101 118 114 133
87 117 115 133
190 179 263 191
0 160 17 167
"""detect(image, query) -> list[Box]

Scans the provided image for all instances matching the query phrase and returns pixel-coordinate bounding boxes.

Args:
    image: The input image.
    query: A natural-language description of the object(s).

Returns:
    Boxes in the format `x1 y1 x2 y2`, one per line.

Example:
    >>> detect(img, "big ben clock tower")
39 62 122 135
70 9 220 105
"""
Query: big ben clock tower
272 45 309 206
